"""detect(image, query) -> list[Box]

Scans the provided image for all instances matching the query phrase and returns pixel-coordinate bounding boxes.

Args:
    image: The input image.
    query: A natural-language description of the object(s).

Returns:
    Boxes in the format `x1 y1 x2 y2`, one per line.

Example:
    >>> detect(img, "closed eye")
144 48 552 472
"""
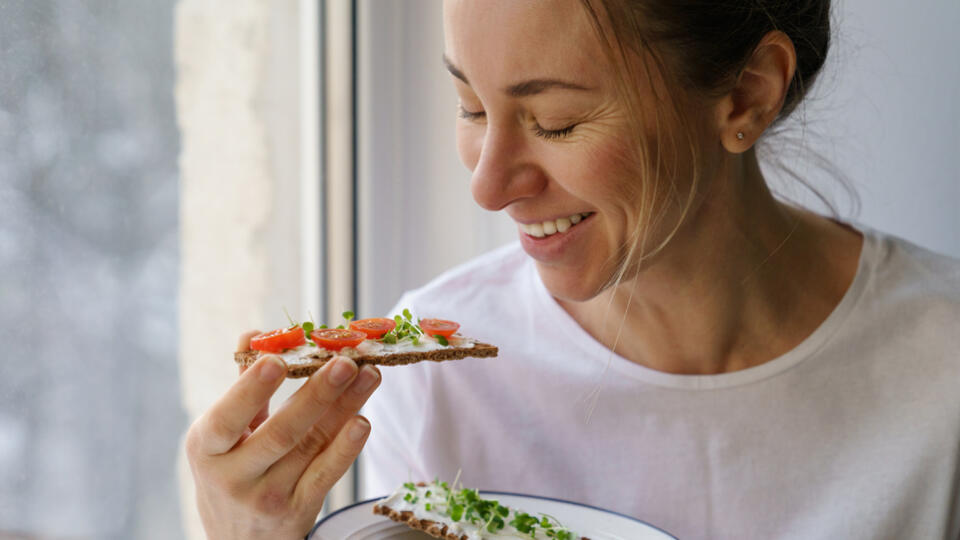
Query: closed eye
533 123 577 140
459 103 576 140
458 104 486 121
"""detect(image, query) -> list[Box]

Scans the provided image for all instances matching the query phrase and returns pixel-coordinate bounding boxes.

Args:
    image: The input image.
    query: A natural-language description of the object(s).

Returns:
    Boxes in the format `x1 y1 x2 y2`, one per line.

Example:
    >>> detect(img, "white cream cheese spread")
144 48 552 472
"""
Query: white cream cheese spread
268 335 476 366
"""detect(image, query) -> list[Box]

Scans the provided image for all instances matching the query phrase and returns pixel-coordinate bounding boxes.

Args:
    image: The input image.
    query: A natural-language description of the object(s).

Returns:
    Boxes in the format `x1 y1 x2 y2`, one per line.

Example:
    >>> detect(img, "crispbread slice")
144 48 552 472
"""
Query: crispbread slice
234 342 498 378
372 504 468 540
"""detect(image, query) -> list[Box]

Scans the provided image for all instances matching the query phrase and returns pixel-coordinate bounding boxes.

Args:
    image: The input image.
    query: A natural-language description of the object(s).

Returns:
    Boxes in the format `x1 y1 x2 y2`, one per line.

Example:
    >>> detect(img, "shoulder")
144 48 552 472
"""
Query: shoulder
865 229 960 310
830 229 960 434
844 229 960 368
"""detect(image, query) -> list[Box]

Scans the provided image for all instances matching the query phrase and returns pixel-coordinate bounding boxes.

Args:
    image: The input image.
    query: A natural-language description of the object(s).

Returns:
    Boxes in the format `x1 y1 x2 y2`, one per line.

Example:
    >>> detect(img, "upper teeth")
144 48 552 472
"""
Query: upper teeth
520 213 591 238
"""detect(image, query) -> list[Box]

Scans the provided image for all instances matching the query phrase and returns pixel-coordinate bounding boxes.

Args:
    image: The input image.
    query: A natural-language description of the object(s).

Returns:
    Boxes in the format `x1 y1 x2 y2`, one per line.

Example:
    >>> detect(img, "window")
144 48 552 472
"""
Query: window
0 2 182 537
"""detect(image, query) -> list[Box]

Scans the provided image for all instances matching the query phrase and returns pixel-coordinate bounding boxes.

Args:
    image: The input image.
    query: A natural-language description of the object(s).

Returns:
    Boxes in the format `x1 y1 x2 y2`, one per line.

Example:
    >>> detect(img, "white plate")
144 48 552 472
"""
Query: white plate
307 492 676 540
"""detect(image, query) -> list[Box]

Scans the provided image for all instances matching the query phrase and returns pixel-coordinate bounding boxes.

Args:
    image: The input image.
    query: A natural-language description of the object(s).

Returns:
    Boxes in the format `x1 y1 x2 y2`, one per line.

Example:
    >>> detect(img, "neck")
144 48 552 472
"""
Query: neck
560 149 861 375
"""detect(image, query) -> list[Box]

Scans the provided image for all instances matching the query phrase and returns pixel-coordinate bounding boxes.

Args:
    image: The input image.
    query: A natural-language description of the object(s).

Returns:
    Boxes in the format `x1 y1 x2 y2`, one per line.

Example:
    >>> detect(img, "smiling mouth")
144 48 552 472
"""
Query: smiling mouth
518 212 594 238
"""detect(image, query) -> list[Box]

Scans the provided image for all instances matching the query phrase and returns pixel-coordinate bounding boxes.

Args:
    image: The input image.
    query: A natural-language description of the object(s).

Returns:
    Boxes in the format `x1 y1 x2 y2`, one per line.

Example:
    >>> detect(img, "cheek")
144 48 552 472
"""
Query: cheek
455 122 482 171
554 137 640 207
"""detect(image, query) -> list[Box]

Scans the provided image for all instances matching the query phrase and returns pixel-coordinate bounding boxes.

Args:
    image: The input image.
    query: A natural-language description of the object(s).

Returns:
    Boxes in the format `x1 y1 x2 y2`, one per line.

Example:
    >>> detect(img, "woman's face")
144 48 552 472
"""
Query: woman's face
443 0 693 301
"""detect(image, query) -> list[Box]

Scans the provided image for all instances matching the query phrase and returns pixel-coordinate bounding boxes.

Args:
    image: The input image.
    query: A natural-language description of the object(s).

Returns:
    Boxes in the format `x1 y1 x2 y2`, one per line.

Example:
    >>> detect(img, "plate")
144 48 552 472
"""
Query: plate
307 492 676 540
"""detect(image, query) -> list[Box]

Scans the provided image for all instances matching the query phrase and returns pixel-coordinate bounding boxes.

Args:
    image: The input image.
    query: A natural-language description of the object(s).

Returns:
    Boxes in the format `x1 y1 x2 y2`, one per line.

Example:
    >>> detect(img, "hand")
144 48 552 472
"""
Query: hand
185 330 381 539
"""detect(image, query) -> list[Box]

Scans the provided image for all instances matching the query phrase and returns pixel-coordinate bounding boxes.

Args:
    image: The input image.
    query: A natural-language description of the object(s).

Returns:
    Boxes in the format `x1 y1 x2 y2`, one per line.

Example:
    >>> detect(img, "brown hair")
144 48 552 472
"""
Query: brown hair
583 0 831 123
576 0 835 294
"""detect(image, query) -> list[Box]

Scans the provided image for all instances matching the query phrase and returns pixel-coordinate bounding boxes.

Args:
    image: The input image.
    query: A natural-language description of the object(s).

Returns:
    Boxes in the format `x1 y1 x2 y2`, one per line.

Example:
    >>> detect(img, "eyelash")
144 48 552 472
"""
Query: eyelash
457 105 577 140
533 123 576 140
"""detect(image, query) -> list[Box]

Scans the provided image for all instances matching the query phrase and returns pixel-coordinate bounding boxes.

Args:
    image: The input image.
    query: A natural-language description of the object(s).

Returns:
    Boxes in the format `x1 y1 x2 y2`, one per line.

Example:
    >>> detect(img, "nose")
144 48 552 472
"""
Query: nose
468 124 547 212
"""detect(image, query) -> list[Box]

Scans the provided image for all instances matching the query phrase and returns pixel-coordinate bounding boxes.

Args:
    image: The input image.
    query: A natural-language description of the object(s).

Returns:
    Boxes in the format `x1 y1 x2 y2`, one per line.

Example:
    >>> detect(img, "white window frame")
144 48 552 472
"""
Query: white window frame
309 0 358 512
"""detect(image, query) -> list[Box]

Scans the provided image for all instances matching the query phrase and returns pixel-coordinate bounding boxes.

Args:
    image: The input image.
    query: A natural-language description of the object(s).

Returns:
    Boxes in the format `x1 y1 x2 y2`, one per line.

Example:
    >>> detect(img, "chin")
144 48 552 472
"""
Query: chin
534 261 609 303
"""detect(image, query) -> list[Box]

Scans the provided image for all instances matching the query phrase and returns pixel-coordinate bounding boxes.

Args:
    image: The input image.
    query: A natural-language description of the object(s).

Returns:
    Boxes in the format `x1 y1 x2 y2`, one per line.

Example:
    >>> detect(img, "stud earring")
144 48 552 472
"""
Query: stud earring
736 132 745 140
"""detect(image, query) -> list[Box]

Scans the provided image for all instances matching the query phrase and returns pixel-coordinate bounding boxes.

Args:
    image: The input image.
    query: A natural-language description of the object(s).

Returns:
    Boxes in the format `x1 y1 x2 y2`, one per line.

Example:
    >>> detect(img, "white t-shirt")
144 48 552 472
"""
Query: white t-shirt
360 228 960 540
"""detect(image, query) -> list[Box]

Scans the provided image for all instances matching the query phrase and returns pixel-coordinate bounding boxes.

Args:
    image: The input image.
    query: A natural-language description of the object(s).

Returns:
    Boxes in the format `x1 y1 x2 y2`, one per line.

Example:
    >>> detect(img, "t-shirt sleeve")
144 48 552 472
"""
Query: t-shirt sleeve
358 293 433 499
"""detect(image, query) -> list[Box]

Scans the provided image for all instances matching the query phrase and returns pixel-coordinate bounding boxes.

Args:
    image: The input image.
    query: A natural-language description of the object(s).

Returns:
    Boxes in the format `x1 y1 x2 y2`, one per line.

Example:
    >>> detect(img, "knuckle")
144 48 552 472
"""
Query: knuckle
186 415 232 458
330 400 353 419
334 439 361 462
304 468 336 498
204 414 238 450
253 486 291 515
262 424 299 455
185 420 204 458
305 377 336 410
295 423 332 457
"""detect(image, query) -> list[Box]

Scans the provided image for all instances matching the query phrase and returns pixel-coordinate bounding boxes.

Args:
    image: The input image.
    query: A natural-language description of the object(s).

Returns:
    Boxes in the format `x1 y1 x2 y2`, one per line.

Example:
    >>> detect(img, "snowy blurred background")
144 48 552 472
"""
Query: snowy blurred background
0 1 183 539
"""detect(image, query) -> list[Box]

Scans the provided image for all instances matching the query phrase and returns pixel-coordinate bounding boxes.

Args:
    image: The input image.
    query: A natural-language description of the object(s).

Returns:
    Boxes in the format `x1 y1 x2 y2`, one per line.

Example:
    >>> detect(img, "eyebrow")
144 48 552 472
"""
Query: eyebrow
443 55 592 97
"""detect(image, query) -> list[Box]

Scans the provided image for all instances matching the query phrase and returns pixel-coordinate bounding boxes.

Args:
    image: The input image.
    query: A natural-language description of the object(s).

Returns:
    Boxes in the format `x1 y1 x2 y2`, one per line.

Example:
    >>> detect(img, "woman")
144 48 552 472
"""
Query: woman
185 1 960 538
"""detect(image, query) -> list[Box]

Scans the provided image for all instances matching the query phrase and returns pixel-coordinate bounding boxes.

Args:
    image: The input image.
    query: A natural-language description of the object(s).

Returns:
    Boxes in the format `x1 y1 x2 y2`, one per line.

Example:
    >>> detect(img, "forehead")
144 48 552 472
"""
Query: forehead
442 0 608 88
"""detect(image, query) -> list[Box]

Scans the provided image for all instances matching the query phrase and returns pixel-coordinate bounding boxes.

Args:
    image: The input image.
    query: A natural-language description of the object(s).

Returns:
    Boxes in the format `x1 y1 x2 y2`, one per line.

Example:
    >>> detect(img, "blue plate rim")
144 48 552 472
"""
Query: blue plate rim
307 490 677 539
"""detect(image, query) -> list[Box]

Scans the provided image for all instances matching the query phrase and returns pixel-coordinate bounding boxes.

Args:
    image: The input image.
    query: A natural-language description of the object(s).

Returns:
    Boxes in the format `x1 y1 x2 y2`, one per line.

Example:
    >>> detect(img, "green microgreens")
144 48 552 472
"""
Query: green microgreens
300 314 318 346
377 308 452 347
406 479 576 539
333 311 354 330
380 309 425 345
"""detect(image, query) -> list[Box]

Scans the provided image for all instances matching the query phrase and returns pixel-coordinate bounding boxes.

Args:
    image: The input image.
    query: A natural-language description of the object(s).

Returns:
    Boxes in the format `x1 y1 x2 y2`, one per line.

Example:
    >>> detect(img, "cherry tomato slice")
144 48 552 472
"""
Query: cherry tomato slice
349 317 397 339
310 328 367 351
420 318 460 338
250 326 306 353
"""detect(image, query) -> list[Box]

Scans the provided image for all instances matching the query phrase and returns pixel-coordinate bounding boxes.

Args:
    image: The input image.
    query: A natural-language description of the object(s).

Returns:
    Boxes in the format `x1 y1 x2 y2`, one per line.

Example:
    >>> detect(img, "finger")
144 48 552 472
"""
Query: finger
195 354 287 456
233 364 273 448
239 356 360 475
237 329 263 352
267 365 380 485
239 363 271 432
294 415 370 513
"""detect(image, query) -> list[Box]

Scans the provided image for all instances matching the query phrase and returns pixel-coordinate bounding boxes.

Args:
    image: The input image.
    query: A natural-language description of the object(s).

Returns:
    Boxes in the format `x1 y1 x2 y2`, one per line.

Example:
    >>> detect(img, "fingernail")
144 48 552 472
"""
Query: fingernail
259 356 286 382
328 357 357 387
351 365 381 394
349 418 370 442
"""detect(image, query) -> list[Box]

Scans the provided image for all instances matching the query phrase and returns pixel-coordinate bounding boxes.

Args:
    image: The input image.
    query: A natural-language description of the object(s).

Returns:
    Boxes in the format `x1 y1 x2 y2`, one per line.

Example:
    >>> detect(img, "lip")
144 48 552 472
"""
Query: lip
517 212 595 263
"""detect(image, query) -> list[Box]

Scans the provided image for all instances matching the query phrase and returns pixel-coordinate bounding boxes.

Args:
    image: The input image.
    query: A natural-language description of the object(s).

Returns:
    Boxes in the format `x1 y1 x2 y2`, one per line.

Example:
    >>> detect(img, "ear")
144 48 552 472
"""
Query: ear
715 30 797 153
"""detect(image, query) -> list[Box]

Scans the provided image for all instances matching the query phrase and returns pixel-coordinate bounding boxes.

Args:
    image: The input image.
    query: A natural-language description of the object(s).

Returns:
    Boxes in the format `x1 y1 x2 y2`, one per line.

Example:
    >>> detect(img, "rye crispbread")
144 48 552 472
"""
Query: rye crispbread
234 341 498 378
372 504 470 540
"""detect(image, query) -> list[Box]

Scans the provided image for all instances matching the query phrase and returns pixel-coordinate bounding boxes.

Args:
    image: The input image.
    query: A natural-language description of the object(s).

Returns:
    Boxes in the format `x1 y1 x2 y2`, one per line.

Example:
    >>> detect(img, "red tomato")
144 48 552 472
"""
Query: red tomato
349 317 397 339
250 326 306 353
420 318 460 338
310 328 367 351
